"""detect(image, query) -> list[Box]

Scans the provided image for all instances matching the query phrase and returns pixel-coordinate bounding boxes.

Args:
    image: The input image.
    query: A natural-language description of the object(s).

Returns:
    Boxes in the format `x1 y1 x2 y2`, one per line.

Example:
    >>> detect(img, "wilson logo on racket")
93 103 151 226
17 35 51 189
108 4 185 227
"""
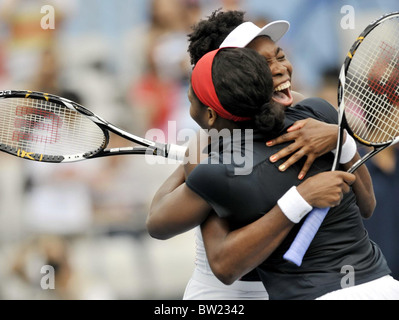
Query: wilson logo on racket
12 105 62 144
17 149 43 161
367 41 399 107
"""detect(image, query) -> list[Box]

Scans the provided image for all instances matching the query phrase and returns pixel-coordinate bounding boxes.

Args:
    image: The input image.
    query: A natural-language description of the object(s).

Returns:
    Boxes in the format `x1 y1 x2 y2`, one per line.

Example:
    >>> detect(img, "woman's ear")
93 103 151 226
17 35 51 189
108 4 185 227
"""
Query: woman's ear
207 108 218 127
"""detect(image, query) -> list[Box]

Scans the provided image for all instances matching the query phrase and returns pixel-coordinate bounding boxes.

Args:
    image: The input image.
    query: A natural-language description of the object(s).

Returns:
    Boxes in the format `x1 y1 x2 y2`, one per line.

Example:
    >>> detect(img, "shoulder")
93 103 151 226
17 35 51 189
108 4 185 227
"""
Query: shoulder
289 97 338 124
300 97 337 116
186 162 229 205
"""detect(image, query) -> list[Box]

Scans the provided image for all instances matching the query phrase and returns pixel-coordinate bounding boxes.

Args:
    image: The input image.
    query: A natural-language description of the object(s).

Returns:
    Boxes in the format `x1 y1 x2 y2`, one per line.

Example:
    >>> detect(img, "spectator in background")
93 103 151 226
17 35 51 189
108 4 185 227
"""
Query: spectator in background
0 0 76 89
18 29 93 236
127 0 199 137
201 0 244 13
317 67 340 109
29 45 81 103
7 235 75 299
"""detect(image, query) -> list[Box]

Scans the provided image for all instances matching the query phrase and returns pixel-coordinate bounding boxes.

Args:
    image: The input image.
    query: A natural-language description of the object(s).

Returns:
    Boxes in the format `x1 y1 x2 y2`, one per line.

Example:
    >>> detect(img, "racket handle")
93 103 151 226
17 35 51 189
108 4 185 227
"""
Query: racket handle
167 144 187 162
283 207 330 266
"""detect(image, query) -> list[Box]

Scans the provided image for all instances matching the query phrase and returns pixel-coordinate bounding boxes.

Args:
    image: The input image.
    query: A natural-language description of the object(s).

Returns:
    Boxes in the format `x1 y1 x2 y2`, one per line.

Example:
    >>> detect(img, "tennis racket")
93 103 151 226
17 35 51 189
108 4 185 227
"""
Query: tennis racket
0 90 187 163
284 11 399 266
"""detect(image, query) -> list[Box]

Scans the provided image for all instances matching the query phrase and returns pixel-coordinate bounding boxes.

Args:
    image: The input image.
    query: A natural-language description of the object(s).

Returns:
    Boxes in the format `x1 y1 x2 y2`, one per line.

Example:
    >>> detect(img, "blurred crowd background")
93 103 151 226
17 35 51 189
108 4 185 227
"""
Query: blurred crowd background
0 0 398 300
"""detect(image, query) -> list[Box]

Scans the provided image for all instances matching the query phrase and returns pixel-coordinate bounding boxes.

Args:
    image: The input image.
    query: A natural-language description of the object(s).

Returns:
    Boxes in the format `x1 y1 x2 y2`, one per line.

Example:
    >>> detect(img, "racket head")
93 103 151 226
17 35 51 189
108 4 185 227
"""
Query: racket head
0 90 108 163
339 12 399 148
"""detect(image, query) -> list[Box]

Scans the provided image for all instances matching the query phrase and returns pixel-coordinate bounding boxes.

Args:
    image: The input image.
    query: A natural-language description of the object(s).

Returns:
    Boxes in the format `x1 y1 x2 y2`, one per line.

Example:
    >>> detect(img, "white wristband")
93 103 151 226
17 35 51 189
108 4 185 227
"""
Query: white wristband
277 186 313 223
332 131 357 164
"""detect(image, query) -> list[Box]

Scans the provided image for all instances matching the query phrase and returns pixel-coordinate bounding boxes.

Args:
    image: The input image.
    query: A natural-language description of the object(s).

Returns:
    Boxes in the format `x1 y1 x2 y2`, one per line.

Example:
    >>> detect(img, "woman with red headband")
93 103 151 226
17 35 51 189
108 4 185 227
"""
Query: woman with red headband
148 11 365 300
149 47 398 299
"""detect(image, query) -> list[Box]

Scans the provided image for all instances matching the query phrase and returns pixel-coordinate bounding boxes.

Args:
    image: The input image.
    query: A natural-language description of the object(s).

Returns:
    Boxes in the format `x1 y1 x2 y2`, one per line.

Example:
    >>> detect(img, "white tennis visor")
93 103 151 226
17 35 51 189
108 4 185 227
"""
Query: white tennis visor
219 20 290 48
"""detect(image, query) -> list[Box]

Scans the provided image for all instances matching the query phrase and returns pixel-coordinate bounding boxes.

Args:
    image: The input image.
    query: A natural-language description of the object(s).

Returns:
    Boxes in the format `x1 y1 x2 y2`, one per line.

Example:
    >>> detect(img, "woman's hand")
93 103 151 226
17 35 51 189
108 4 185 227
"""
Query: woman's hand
267 118 338 179
297 171 356 208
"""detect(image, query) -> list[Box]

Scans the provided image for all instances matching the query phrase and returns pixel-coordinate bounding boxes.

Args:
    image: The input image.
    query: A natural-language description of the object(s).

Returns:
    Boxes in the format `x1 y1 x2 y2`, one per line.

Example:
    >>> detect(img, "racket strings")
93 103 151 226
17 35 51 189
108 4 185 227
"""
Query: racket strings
344 16 399 144
0 97 106 156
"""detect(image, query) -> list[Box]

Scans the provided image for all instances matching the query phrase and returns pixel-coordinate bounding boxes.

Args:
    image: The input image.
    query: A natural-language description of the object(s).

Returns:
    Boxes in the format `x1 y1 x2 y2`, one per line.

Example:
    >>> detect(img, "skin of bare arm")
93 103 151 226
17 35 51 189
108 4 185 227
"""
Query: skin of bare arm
147 164 211 240
200 207 293 285
147 130 210 239
341 153 376 219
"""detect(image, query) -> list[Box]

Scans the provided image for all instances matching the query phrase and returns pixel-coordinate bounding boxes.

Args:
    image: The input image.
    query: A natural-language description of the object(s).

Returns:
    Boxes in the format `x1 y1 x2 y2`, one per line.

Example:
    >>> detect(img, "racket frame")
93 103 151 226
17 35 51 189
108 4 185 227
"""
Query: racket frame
0 90 182 163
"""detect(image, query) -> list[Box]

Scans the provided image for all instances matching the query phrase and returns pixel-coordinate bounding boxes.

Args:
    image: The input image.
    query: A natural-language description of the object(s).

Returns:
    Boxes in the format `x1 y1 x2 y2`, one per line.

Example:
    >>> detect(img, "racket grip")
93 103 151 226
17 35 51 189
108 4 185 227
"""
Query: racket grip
167 144 187 162
283 207 330 266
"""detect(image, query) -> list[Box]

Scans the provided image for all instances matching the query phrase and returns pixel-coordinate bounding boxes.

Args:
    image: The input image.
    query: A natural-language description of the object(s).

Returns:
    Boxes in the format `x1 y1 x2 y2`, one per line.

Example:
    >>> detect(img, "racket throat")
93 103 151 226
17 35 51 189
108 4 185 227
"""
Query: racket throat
348 145 388 173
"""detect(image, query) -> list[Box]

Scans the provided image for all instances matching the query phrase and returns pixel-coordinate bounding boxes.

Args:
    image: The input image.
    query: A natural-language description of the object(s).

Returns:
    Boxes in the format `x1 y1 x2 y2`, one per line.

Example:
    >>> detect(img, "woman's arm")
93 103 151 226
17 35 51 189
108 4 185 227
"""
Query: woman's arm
202 170 356 285
147 164 211 239
266 117 375 218
341 152 376 219
201 208 293 285
147 130 210 239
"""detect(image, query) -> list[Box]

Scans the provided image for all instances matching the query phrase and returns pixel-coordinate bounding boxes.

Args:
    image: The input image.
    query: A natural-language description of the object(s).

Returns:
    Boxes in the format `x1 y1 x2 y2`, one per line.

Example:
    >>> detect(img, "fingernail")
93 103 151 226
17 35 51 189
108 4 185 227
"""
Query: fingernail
298 173 304 180
270 155 277 162
266 141 273 146
279 164 286 171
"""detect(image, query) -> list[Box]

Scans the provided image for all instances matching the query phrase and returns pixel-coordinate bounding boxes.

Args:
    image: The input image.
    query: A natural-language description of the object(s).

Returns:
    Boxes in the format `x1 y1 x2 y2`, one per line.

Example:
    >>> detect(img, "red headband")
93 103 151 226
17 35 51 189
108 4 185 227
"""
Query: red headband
191 48 251 122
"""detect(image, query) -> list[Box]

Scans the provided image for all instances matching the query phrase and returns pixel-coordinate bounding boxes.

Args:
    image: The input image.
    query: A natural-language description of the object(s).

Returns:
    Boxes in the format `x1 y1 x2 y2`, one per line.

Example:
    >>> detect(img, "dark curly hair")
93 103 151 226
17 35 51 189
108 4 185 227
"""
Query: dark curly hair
187 9 246 65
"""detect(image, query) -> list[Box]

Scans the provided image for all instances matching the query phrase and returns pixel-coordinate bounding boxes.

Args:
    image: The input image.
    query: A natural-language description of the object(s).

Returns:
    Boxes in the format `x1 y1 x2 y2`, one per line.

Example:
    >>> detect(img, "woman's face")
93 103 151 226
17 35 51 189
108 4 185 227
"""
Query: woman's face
247 36 294 107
